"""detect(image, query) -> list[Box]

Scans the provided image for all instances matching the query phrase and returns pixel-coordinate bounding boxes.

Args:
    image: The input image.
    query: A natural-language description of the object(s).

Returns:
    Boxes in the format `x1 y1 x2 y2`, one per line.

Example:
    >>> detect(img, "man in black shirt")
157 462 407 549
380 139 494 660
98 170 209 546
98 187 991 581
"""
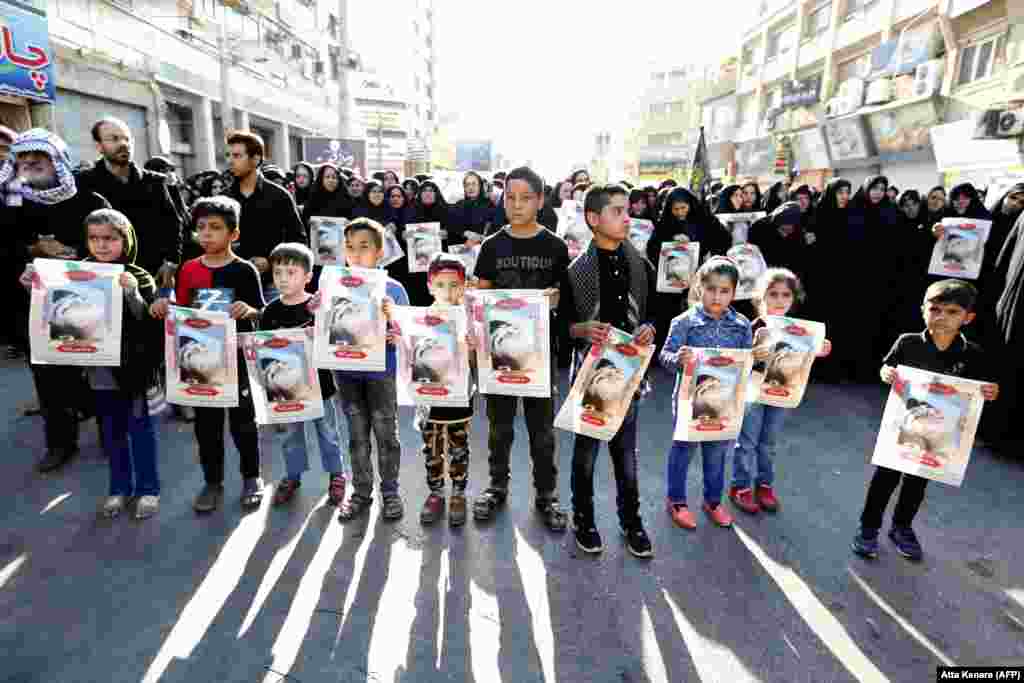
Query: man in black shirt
560 184 657 558
223 131 306 295
472 166 569 532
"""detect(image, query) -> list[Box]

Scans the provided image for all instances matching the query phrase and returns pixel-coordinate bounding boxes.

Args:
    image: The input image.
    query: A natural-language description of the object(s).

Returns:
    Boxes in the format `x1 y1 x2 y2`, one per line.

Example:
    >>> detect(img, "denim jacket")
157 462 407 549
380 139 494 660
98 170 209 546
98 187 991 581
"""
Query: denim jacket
659 305 753 400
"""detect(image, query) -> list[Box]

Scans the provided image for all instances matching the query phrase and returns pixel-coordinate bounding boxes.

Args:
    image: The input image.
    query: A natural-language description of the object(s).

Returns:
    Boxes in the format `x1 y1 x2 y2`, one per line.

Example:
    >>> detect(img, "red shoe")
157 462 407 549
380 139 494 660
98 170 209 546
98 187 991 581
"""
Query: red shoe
728 486 759 514
756 485 779 512
666 499 697 530
328 473 347 506
703 502 733 528
272 478 301 506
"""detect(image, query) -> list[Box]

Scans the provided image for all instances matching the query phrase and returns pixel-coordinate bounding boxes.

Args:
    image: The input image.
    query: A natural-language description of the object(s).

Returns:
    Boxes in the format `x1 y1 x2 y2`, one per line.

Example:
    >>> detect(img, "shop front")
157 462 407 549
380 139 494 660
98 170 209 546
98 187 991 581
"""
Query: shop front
0 0 57 132
823 115 878 189
930 118 1024 190
866 96 943 192
788 127 832 190
735 137 775 188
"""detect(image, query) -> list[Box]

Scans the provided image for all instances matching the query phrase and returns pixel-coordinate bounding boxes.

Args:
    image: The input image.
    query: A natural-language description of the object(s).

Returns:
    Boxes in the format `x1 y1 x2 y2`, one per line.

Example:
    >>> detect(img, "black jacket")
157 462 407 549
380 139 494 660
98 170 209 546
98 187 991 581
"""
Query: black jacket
226 171 307 265
76 161 184 276
449 198 496 243
2 191 111 267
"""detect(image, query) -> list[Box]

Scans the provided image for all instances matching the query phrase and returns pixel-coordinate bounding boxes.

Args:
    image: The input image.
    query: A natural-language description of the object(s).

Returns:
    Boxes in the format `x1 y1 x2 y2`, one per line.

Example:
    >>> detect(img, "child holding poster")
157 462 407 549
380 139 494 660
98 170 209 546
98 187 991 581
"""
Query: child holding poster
258 243 346 508
309 218 409 522
659 257 753 530
150 197 266 512
728 268 832 516
852 280 999 562
559 183 657 558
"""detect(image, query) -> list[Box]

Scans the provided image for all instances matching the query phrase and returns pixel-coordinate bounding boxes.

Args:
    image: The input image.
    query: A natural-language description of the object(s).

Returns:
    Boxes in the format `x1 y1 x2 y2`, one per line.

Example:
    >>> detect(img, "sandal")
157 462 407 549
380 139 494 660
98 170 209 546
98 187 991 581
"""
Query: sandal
273 478 301 506
382 494 405 521
535 496 568 532
241 477 265 509
338 493 373 522
472 487 507 521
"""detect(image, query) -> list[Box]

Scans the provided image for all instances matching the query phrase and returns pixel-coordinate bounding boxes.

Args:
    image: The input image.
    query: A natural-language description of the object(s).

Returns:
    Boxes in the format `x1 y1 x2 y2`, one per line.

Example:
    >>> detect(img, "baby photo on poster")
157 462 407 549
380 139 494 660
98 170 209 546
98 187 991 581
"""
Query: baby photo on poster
314 266 387 371
243 330 324 425
751 316 826 408
674 348 753 442
309 217 348 267
166 306 239 408
929 218 992 280
406 223 442 273
394 305 470 408
727 243 768 300
657 241 700 293
479 291 551 397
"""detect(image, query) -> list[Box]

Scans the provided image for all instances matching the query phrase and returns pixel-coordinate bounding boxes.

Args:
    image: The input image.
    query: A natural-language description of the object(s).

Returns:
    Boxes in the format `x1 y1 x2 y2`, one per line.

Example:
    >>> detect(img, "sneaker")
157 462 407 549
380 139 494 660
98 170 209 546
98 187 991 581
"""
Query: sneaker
621 524 654 558
101 495 127 518
888 526 923 561
327 474 346 506
449 493 467 527
728 486 759 514
756 484 779 512
338 493 373 522
535 496 568 532
241 477 265 509
472 487 507 521
851 529 880 559
193 484 224 513
135 495 159 519
666 500 697 530
420 492 445 524
382 494 405 521
273 478 301 506
703 501 733 528
573 518 604 554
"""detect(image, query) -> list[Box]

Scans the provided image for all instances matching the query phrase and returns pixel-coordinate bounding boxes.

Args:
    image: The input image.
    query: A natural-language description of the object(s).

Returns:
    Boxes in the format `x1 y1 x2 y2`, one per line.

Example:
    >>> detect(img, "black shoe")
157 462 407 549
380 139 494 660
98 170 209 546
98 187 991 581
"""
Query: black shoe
35 447 77 473
193 484 224 513
535 496 568 532
621 523 654 559
888 526 923 561
573 518 603 554
851 528 880 559
472 487 507 521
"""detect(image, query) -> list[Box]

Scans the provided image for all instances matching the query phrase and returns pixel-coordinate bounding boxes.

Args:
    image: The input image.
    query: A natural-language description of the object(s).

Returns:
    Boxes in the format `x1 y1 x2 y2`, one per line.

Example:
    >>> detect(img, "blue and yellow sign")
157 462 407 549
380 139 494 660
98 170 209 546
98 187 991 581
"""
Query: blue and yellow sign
0 0 56 103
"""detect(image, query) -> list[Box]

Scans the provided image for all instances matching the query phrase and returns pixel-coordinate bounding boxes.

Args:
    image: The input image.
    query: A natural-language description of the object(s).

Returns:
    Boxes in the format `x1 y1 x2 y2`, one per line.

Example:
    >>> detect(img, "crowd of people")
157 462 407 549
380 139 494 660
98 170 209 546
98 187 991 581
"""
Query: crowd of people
1 117 1022 564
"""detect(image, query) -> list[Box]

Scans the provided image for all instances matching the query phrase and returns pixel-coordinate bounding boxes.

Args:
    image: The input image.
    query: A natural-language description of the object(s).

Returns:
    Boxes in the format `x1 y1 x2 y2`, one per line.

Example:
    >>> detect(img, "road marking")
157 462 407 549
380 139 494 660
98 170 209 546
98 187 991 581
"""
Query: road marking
733 524 889 683
40 492 71 514
260 505 346 683
469 579 501 682
662 589 761 682
640 600 670 683
365 541 422 681
847 567 956 667
0 553 27 589
514 528 555 683
437 548 449 669
142 496 271 683
238 498 326 637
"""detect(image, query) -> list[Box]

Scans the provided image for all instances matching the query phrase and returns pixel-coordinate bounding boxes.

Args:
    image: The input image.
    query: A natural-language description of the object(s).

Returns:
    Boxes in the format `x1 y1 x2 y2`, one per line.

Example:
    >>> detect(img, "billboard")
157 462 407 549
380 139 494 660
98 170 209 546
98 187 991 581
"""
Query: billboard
0 0 56 103
302 137 367 176
638 145 691 176
456 140 493 172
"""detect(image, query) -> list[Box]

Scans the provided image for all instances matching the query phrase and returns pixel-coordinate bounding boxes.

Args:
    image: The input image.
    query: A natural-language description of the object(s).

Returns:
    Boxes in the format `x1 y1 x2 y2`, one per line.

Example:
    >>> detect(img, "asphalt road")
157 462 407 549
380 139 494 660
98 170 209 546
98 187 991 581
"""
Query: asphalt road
1 359 1023 683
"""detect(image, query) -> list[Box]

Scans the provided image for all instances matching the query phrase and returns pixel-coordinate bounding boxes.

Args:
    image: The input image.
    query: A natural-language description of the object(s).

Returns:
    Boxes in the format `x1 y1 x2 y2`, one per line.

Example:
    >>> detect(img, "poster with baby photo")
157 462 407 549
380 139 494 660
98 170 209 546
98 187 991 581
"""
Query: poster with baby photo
558 201 592 261
554 326 653 441
929 218 992 280
477 290 551 398
749 316 826 408
629 218 655 253
29 258 124 367
309 216 348 267
871 365 986 487
447 244 480 278
673 348 753 442
727 243 768 300
718 211 765 246
313 266 387 372
407 222 443 273
380 223 405 269
241 329 324 425
164 305 238 408
657 241 700 293
394 305 470 408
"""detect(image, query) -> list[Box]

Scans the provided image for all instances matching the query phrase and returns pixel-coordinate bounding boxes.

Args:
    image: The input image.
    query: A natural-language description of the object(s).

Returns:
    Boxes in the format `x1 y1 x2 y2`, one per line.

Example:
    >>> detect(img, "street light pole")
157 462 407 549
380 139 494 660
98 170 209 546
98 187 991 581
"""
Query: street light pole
337 0 350 139
219 8 233 135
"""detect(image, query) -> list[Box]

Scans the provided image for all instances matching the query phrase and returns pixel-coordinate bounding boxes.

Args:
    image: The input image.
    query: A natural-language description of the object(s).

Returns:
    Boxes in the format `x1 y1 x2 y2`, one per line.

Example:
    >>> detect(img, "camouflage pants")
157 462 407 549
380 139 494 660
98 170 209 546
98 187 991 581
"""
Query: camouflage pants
422 420 470 493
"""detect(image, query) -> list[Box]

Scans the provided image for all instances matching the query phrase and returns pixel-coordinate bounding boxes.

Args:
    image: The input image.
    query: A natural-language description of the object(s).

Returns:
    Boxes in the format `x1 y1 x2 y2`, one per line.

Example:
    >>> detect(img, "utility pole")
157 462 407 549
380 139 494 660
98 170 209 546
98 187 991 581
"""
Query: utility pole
337 0 350 139
219 5 233 136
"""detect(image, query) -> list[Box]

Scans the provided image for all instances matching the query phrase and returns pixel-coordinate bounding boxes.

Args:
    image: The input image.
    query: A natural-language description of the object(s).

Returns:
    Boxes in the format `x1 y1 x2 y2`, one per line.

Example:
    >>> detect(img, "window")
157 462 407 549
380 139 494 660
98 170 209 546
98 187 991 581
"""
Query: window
845 0 878 18
669 69 687 83
670 100 686 114
805 2 830 38
766 31 781 60
958 35 1004 85
837 52 872 81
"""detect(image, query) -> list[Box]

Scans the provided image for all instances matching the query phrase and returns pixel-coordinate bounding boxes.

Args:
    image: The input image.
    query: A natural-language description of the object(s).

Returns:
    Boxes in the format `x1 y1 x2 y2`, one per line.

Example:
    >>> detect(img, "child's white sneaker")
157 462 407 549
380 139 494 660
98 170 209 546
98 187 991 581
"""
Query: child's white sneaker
102 495 127 518
135 495 159 519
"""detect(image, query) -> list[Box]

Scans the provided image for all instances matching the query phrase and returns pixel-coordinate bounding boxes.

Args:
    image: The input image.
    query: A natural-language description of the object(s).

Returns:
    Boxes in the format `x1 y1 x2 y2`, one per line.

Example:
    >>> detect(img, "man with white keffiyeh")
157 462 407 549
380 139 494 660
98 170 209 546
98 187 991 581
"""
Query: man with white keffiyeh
0 128 111 473
558 183 658 559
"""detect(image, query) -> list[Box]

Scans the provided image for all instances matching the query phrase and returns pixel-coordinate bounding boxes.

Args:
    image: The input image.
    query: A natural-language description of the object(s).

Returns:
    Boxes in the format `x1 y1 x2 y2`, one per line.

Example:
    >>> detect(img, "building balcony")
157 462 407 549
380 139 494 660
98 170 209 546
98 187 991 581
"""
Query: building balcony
835 4 885 51
798 33 829 70
738 66 761 94
893 0 936 23
763 54 790 83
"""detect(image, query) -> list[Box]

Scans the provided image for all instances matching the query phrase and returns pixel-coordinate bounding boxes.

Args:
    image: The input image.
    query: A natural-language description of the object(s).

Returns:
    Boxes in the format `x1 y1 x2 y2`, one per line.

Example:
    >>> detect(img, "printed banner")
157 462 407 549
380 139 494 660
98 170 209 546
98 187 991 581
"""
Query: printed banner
447 244 480 278
629 218 655 253
871 365 986 487
241 329 324 425
749 316 826 408
557 201 592 261
165 306 238 407
718 211 765 246
657 241 700 293
554 327 653 441
728 243 768 300
394 305 471 407
309 216 348 267
302 137 366 177
313 266 387 371
929 218 992 280
380 222 405 269
471 289 551 398
673 348 753 442
0 1 56 103
29 259 124 366
406 222 443 273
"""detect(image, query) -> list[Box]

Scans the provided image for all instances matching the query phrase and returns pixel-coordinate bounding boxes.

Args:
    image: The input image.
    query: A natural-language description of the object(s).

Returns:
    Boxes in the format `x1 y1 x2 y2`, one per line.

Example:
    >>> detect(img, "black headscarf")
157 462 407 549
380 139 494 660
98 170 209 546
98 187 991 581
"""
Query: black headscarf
762 181 787 214
741 182 762 212
714 185 743 215
750 201 810 279
291 162 316 206
946 183 992 220
647 186 730 265
352 179 391 224
450 171 496 242
302 163 353 223
628 188 649 219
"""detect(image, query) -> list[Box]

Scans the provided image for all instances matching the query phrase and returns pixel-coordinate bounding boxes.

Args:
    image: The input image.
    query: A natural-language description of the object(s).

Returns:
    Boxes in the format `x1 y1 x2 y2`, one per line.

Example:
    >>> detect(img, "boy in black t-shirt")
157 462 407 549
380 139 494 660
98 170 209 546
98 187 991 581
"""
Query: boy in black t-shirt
852 280 1000 562
471 166 569 531
150 197 266 512
259 243 347 508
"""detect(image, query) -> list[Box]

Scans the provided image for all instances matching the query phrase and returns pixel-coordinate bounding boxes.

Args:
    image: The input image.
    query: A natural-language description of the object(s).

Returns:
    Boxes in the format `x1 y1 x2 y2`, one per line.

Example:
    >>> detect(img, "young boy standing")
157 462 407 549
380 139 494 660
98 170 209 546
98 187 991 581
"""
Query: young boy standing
313 217 409 522
259 243 347 507
559 184 657 557
150 196 266 512
852 280 999 561
472 166 570 531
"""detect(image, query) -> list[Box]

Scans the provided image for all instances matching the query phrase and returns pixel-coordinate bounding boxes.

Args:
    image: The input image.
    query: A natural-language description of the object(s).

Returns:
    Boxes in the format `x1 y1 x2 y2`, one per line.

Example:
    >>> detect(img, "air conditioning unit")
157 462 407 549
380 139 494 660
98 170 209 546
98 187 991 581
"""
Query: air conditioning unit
913 59 944 97
838 78 866 108
865 78 893 105
825 95 857 117
995 109 1024 138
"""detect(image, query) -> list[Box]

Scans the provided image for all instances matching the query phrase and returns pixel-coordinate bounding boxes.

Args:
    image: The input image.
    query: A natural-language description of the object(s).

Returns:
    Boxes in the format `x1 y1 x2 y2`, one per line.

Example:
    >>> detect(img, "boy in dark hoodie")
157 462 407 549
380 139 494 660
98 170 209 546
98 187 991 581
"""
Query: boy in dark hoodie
81 209 164 519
